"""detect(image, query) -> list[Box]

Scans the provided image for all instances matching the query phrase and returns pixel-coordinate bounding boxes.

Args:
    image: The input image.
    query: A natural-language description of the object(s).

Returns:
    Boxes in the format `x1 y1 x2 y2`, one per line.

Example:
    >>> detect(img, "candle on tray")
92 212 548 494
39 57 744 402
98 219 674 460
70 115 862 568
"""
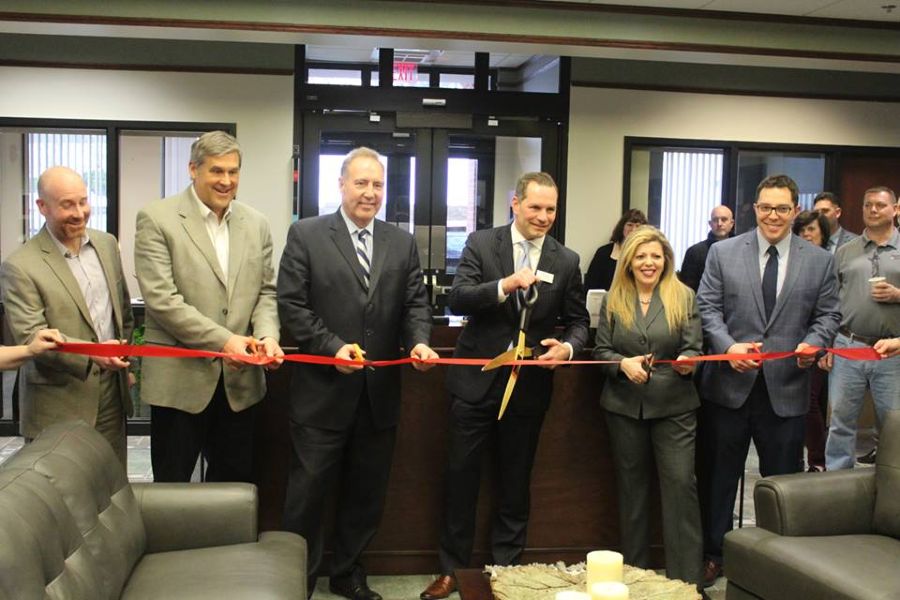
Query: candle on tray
590 581 629 600
586 550 624 589
555 591 591 600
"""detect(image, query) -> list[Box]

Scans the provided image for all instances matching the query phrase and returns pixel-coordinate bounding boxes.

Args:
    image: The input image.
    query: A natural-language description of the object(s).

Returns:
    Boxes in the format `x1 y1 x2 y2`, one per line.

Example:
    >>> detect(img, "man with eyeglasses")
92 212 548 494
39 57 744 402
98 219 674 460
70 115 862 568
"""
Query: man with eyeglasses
820 186 900 471
696 174 840 587
679 205 735 291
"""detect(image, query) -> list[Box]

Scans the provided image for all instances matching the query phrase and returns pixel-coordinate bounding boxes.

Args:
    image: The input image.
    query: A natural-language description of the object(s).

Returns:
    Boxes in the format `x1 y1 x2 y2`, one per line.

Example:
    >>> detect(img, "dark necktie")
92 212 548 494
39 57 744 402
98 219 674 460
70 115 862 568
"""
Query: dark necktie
762 245 778 320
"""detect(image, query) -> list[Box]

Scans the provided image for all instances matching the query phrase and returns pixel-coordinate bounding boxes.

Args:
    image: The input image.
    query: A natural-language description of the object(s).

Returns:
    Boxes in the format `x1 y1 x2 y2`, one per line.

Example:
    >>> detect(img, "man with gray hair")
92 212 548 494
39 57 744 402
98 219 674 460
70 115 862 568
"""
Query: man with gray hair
279 146 437 600
135 130 283 483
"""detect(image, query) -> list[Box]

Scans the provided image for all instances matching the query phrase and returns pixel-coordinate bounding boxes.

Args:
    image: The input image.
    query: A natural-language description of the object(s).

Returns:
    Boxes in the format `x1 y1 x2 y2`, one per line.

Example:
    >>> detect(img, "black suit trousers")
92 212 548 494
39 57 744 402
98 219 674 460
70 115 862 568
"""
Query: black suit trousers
150 375 256 483
699 374 804 562
282 387 396 583
438 373 546 574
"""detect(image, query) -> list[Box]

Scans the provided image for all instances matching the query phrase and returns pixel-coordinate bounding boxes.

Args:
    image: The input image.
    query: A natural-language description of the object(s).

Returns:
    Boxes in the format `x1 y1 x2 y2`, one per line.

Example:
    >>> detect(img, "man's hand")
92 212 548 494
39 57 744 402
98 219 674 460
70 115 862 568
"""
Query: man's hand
871 281 900 303
620 354 651 384
222 335 258 370
335 344 365 374
500 268 538 295
256 337 285 370
26 328 63 357
727 342 762 373
93 339 130 371
410 343 439 372
795 342 818 369
672 355 696 376
874 338 900 359
535 338 569 370
817 352 833 372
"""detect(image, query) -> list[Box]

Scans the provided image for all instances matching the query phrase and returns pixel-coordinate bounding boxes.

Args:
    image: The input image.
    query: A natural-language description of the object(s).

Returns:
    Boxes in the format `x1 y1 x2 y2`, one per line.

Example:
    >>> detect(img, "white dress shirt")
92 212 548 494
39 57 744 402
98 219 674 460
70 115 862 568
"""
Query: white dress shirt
191 186 231 280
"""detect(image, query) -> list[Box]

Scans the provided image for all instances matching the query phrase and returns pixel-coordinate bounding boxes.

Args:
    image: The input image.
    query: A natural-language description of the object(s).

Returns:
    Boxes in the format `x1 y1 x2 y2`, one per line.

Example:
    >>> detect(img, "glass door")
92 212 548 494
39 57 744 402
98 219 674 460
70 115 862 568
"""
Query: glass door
300 113 560 314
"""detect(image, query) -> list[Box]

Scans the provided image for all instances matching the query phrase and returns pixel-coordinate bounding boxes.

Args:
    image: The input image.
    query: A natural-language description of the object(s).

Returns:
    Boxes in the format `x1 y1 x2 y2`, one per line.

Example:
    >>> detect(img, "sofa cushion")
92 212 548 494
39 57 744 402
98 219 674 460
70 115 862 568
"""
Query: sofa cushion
873 410 900 538
725 527 900 600
3 421 146 599
0 469 105 600
121 531 307 600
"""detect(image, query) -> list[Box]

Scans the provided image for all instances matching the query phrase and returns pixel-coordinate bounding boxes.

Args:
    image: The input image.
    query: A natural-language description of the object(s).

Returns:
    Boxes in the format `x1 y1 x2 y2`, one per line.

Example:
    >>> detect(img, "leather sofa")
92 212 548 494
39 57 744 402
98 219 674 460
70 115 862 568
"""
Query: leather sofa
724 409 900 600
0 420 307 599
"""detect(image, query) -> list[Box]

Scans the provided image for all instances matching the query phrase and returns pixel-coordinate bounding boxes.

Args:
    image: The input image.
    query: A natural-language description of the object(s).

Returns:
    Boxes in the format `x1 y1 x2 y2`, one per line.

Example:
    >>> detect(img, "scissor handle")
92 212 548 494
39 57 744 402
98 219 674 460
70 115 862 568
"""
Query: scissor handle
518 285 539 331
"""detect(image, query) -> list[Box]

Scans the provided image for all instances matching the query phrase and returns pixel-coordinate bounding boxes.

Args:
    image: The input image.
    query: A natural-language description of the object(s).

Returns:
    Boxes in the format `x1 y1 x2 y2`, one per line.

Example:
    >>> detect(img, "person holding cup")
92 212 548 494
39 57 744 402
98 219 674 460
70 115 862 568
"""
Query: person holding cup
822 186 900 470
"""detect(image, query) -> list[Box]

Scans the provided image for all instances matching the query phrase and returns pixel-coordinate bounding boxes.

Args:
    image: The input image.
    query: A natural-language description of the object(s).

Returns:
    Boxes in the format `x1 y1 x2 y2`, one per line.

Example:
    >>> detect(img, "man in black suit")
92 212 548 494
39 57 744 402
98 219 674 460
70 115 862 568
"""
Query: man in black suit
278 147 438 600
421 172 590 600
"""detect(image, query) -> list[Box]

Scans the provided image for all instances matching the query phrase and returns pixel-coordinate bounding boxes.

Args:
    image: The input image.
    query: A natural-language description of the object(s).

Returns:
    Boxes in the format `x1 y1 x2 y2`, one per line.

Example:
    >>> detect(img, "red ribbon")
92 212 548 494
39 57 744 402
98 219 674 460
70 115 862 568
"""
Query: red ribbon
55 342 883 367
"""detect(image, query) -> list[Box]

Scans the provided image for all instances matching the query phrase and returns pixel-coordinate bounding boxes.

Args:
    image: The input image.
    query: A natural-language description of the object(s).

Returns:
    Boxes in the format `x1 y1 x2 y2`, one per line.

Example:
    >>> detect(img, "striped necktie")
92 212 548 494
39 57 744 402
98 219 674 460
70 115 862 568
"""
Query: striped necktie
356 229 371 288
516 239 532 309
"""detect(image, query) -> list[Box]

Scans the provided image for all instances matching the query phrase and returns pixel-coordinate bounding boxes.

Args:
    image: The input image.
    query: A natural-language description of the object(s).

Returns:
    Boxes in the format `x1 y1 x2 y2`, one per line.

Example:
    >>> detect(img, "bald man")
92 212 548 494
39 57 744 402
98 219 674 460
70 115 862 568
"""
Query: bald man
1 167 133 465
679 205 735 292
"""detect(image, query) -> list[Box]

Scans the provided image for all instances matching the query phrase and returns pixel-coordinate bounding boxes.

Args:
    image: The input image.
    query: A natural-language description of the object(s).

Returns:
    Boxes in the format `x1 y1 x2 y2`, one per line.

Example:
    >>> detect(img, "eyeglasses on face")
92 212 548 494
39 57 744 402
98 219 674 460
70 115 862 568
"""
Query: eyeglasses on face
754 203 793 217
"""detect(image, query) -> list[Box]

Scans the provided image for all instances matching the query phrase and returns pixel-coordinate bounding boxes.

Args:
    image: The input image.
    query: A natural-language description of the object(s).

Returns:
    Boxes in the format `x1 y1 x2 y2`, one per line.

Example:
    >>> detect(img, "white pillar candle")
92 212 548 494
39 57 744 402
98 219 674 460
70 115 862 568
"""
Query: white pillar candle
555 591 591 600
586 550 624 589
590 581 629 600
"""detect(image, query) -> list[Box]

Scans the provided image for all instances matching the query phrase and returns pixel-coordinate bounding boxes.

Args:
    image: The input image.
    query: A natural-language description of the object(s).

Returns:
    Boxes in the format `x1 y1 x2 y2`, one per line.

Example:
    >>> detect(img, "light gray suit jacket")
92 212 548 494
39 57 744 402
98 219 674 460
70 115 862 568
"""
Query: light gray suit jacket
697 230 841 417
1 227 133 438
134 188 279 414
593 289 702 419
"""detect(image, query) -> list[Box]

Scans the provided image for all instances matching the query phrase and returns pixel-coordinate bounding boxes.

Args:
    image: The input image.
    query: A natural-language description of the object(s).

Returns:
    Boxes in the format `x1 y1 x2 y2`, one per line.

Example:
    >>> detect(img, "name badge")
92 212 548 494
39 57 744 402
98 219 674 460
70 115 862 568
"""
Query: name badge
536 270 554 284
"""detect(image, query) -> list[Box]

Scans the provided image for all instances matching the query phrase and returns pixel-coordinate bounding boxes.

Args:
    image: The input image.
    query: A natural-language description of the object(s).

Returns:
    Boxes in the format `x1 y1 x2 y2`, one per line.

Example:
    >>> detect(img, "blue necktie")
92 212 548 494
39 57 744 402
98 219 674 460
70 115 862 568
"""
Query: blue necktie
356 229 370 288
516 240 532 309
762 245 778 320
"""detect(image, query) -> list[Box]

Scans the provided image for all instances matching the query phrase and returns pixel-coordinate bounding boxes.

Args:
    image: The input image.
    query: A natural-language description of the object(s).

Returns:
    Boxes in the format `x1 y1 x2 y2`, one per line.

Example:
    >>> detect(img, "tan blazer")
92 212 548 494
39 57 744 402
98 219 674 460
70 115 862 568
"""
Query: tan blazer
134 188 279 413
0 227 133 438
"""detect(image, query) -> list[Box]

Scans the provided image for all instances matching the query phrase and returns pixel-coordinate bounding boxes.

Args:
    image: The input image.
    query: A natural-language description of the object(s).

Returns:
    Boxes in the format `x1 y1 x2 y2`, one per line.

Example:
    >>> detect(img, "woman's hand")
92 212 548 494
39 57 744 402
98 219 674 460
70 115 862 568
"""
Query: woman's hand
672 355 695 376
620 354 651 384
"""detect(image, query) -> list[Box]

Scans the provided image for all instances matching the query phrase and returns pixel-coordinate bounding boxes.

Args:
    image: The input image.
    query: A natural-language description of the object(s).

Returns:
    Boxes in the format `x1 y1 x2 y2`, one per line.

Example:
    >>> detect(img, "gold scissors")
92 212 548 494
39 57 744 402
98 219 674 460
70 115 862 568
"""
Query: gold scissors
490 285 539 420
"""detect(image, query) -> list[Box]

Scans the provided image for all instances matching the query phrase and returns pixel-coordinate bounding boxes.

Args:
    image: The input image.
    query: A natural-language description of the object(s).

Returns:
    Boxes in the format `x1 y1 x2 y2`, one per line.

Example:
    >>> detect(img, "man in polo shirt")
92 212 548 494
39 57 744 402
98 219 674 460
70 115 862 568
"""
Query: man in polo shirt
822 186 900 470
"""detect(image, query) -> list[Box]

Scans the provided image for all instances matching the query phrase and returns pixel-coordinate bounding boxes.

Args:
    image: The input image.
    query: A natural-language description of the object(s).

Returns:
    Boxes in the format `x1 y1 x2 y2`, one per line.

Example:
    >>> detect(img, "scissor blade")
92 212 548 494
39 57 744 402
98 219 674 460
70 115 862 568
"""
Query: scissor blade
482 348 518 372
497 330 527 419
482 346 533 371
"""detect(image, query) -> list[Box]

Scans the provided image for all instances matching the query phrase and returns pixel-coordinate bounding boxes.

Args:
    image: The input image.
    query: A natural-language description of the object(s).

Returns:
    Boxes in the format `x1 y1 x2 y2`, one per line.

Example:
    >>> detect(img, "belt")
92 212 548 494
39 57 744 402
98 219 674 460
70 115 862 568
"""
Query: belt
838 327 884 346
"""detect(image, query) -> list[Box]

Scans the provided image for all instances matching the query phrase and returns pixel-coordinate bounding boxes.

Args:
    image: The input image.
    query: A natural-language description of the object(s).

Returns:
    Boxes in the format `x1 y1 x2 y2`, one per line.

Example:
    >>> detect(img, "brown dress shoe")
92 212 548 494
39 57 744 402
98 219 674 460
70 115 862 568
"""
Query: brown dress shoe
420 575 457 600
702 559 723 588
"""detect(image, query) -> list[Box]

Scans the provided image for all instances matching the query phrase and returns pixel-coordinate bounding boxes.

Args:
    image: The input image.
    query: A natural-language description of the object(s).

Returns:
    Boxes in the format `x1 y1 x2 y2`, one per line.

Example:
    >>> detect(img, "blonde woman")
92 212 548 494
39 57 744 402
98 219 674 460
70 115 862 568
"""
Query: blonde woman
593 225 703 586
0 329 63 371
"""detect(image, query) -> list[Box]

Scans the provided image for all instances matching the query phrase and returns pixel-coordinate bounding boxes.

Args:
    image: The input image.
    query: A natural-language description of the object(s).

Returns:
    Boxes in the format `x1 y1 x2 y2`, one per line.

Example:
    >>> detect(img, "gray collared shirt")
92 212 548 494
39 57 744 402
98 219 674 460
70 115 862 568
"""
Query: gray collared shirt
835 228 900 338
47 229 116 341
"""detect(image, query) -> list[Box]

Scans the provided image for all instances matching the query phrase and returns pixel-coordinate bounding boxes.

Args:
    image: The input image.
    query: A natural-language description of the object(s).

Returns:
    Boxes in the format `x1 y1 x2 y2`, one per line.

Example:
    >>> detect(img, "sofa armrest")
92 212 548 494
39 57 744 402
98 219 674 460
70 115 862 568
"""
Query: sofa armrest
132 482 259 553
754 469 875 536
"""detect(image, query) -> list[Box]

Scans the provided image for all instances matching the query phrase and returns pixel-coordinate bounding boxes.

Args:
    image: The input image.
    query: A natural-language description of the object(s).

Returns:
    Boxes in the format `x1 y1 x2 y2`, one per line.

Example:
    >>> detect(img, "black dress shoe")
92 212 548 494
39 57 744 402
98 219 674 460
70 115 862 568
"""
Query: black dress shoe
857 448 877 464
329 575 383 600
702 559 722 588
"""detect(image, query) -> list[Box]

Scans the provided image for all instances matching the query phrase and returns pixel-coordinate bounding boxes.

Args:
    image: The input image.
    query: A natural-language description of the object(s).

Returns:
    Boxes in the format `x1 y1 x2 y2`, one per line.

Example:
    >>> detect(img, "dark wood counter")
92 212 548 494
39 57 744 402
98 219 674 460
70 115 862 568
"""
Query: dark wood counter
254 325 664 574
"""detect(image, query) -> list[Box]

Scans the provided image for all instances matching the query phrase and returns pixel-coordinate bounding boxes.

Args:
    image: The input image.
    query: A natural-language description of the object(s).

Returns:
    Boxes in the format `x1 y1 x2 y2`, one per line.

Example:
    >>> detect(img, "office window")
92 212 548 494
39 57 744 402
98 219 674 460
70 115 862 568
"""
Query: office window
24 131 108 239
629 145 724 270
308 68 363 86
735 150 826 232
660 150 724 270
